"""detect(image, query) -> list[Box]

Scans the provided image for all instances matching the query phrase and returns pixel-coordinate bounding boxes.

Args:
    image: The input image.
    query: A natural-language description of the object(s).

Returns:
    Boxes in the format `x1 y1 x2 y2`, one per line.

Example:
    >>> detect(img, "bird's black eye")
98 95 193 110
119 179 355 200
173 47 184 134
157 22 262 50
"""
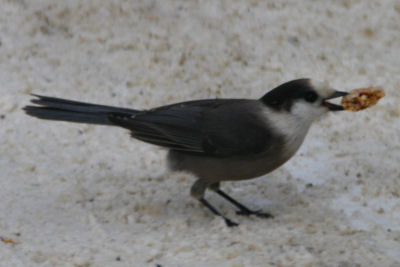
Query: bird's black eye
304 91 318 103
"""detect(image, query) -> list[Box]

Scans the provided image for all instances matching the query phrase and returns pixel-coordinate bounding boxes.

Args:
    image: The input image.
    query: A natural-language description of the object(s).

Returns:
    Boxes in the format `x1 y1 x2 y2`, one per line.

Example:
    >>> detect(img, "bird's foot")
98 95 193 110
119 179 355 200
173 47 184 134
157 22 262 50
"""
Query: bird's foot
236 209 274 219
224 218 239 227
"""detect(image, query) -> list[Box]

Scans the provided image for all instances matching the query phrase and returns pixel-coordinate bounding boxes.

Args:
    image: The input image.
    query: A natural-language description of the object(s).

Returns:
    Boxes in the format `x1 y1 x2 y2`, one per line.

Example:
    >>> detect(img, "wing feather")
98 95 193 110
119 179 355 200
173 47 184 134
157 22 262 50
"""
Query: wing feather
108 99 273 157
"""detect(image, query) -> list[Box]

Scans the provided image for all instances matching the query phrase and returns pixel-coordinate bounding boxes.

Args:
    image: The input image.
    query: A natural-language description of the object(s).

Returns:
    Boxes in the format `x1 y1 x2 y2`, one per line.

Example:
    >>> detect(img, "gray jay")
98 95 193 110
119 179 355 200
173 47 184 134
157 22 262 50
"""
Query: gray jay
24 78 348 226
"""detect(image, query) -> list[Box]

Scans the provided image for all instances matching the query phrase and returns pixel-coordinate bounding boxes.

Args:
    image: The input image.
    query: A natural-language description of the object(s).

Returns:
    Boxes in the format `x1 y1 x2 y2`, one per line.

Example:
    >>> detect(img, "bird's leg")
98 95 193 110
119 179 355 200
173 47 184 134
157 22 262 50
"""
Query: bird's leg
209 183 273 218
191 180 238 227
198 198 238 227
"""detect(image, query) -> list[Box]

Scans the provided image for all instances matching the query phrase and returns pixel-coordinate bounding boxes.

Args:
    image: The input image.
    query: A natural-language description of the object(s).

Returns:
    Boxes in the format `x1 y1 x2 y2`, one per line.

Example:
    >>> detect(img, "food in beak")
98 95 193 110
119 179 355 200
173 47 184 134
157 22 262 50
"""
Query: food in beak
341 87 385 111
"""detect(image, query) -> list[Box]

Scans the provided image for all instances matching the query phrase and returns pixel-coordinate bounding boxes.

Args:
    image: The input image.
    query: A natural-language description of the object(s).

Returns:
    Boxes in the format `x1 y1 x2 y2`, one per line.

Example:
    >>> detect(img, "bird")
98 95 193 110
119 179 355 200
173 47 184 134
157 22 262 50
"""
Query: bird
24 78 348 226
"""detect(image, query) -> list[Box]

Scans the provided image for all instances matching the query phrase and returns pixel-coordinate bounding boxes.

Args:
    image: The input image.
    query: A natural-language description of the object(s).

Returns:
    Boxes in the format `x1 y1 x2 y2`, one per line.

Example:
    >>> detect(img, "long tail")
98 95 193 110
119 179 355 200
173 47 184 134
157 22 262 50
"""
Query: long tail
23 94 140 125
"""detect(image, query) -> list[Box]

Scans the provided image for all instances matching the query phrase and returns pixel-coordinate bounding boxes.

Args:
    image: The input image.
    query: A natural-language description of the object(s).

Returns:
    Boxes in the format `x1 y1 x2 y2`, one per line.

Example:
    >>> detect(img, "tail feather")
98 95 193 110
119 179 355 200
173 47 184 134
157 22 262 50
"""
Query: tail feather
24 94 140 126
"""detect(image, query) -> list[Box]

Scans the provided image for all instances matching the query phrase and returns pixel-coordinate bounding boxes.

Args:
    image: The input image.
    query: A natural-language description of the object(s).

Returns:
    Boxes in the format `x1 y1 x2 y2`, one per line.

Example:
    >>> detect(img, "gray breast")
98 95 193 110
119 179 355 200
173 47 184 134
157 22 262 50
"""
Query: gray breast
167 134 290 182
166 101 312 183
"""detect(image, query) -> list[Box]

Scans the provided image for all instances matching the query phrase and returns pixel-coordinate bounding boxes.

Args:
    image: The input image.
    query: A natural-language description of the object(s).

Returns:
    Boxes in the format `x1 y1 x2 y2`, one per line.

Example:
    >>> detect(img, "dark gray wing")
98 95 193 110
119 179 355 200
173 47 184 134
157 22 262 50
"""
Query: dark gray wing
108 99 274 157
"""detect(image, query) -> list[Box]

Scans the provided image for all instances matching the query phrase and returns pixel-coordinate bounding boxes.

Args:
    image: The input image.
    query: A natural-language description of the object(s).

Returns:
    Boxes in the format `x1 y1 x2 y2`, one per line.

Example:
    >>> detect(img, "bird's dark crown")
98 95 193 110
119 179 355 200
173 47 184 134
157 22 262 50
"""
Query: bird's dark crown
260 78 318 111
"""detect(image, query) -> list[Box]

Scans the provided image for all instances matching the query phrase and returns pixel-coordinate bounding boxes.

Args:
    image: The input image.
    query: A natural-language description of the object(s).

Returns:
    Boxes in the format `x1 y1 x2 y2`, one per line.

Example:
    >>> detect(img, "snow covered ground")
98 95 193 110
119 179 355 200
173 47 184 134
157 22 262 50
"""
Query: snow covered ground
1 1 399 266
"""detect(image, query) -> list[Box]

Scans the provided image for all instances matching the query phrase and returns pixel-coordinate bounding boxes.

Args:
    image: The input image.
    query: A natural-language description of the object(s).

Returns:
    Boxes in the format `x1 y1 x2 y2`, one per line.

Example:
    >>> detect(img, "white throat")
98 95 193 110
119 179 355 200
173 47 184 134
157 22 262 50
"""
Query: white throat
262 103 324 158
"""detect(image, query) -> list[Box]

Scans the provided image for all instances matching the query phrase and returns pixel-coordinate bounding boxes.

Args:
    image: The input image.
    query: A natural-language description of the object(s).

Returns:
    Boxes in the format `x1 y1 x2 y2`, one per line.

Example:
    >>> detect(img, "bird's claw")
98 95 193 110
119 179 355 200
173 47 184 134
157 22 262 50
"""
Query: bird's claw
236 209 274 219
225 218 239 227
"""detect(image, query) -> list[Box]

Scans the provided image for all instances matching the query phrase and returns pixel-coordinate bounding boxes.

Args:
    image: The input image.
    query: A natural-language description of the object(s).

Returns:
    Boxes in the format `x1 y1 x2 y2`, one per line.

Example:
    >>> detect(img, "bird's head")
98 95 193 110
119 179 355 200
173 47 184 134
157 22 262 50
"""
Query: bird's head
261 78 348 123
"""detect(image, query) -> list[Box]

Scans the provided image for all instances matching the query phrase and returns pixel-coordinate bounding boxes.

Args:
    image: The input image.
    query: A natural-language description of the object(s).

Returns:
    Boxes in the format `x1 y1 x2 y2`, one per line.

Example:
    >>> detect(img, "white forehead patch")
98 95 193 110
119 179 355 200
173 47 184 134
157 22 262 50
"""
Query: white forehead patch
309 80 335 99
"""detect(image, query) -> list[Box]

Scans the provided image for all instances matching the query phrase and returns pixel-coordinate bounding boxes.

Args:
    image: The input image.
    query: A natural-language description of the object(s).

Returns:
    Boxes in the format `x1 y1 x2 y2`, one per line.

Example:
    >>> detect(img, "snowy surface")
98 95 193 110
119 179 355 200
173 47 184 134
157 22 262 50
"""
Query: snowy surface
1 0 400 266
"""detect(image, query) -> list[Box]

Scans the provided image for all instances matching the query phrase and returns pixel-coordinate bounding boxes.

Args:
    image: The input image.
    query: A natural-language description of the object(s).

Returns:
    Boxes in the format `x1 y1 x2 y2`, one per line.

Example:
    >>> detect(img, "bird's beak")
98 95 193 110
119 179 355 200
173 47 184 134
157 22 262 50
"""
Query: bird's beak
321 91 349 111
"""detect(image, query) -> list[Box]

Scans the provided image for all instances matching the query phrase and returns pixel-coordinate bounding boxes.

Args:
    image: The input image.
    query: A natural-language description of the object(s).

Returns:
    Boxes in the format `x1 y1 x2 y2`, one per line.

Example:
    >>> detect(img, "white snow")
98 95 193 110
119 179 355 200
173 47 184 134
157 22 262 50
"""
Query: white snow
1 1 399 266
